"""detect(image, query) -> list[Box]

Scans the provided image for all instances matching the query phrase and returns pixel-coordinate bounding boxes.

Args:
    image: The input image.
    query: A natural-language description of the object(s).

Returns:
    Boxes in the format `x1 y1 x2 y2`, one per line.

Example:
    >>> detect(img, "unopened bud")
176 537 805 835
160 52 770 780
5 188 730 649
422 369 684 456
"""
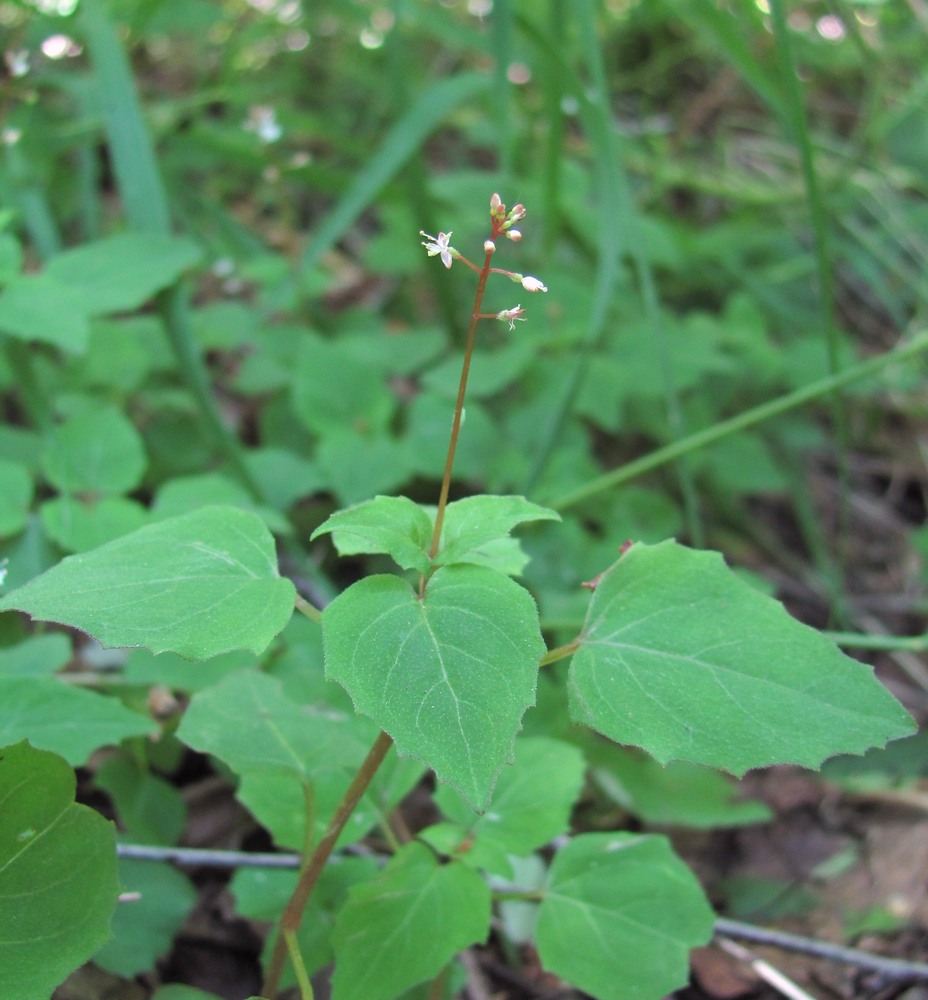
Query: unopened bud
509 203 526 221
490 192 502 211
521 275 547 293
506 229 522 242
484 240 496 253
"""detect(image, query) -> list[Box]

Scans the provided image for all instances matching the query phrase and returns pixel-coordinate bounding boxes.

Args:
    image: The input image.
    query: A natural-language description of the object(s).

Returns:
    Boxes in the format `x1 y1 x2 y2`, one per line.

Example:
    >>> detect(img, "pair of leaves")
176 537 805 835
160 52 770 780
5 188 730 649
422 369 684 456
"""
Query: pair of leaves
317 494 558 812
327 832 713 1000
312 493 560 576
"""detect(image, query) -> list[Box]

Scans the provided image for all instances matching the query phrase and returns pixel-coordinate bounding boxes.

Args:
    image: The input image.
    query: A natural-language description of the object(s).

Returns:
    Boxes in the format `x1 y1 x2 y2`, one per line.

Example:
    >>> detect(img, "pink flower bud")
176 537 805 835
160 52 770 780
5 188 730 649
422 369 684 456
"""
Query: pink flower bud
490 192 502 211
484 240 496 253
521 275 547 293
506 229 522 242
510 203 526 221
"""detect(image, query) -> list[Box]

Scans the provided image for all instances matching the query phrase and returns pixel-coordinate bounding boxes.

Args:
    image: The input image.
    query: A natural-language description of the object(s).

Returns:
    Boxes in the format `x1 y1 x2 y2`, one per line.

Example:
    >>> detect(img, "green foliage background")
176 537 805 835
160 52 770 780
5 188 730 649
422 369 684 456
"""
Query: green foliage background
1 0 927 997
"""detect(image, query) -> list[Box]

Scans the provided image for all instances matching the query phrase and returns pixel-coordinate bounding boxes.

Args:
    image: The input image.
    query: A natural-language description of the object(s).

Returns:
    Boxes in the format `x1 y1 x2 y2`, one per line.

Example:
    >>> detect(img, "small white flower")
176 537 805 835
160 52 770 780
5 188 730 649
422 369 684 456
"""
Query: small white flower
497 306 525 331
521 275 547 293
420 231 454 269
484 239 496 253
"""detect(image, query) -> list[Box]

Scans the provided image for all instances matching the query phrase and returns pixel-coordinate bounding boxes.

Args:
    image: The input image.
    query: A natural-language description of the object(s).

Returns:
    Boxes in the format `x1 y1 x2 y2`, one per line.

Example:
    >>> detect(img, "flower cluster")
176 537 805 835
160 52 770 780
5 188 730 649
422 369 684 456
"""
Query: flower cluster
420 193 547 331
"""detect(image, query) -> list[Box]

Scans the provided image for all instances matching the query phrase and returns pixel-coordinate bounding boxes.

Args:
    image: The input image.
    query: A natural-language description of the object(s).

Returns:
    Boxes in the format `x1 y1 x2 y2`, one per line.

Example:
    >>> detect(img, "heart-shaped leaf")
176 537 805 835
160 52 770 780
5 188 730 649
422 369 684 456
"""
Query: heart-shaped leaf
322 564 542 810
331 842 490 1000
569 541 914 773
536 832 714 1000
0 506 296 659
0 742 119 1000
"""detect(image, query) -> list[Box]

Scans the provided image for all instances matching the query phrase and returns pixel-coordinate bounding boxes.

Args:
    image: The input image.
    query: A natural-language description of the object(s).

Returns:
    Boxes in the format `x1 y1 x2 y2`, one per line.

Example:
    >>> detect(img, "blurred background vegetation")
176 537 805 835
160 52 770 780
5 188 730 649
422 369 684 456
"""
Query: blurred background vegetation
5 0 928 639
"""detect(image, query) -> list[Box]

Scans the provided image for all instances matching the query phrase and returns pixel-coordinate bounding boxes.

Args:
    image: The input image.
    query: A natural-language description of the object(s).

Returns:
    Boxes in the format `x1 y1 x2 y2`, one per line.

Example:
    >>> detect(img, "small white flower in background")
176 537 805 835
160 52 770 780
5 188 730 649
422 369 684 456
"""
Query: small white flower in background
5 50 29 77
521 275 547 293
244 105 282 143
497 306 526 331
420 231 455 269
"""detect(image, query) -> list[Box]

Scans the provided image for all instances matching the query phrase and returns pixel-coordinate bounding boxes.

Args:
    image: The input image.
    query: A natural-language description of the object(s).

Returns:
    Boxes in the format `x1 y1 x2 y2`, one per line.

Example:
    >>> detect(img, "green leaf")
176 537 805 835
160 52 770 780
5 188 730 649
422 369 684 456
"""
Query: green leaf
93 859 196 977
0 458 31 537
432 737 586 873
45 233 202 315
0 742 119 1000
536 833 715 1000
312 495 433 574
0 506 297 659
0 634 71 678
152 472 290 536
590 748 771 828
569 541 914 773
435 495 560 568
94 751 186 845
316 430 413 506
40 496 148 553
176 670 371 784
237 750 425 852
291 334 395 436
41 405 147 496
0 274 91 352
323 565 542 811
0 679 155 765
330 842 491 1000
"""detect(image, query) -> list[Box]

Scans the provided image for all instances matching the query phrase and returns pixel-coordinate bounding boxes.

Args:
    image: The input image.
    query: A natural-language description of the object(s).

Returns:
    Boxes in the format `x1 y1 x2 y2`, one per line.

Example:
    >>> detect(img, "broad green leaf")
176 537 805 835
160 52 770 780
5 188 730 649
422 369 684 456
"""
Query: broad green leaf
432 737 586 873
323 565 542 810
152 472 290 535
45 233 202 315
569 541 914 774
0 506 297 659
0 274 90 352
330 842 491 1000
291 334 396 436
40 496 148 552
0 679 155 764
237 749 425 851
123 647 255 693
435 495 560 567
176 670 371 784
0 459 31 537
93 859 196 977
94 752 186 845
312 495 433 573
0 633 71 678
41 406 147 496
244 447 325 510
590 748 771 828
315 429 412 505
0 742 119 1000
536 833 715 1000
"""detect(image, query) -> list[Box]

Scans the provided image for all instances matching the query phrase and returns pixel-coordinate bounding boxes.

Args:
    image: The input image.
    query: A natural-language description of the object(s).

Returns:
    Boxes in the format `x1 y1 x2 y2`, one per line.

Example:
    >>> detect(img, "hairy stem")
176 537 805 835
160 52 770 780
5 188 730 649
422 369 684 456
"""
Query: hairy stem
262 730 394 999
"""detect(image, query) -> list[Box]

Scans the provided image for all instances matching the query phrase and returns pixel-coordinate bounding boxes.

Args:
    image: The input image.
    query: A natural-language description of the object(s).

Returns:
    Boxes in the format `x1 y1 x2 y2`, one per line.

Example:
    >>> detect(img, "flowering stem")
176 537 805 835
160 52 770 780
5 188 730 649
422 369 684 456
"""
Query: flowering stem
427 245 495 562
